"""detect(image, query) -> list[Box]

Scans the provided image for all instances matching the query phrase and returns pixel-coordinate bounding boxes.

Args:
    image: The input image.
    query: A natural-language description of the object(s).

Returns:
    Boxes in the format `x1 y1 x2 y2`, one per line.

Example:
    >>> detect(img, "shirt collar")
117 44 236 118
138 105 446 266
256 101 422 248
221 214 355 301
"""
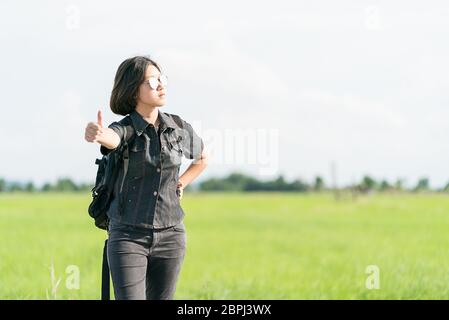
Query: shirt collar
129 109 178 136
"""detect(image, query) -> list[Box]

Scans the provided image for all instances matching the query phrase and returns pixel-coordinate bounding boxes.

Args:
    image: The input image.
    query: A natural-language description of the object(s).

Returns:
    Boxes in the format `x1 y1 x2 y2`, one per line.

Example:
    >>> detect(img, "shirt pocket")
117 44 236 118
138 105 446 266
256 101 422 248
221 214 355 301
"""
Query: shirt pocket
128 137 146 163
127 137 147 177
166 131 184 166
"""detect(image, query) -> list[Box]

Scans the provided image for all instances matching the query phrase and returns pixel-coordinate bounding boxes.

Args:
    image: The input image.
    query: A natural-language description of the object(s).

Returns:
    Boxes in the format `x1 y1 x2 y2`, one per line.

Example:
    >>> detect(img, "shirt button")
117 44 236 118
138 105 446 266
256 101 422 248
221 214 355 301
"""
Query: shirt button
156 167 161 172
128 199 132 203
132 186 136 190
153 191 158 196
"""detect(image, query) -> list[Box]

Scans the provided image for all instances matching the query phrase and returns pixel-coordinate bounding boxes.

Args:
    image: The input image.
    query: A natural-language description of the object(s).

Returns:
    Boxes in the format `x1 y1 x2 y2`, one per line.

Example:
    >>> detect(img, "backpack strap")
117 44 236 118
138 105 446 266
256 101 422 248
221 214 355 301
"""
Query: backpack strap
121 122 136 187
101 239 110 300
119 126 129 195
118 122 136 216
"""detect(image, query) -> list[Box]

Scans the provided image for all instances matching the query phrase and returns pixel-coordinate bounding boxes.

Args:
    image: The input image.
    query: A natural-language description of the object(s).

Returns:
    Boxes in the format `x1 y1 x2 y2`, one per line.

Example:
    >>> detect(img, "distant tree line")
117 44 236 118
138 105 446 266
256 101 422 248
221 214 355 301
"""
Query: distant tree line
0 173 448 193
0 177 93 193
198 173 447 193
198 173 311 192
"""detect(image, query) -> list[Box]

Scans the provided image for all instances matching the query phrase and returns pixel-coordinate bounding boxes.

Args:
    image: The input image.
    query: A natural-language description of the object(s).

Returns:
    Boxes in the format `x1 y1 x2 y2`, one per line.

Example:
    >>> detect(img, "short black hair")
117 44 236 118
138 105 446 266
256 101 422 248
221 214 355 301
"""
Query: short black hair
110 55 162 115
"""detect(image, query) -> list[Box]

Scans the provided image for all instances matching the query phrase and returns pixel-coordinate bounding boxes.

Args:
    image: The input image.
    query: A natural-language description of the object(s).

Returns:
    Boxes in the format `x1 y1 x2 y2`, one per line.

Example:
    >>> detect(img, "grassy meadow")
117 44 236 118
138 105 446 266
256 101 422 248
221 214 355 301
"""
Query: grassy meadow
1 191 449 299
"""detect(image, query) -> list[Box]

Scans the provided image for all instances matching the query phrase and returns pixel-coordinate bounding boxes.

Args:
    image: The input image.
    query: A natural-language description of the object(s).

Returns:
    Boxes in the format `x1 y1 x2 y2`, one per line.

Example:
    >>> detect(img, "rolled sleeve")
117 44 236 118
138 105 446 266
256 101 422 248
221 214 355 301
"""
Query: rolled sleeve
99 122 124 156
182 120 204 160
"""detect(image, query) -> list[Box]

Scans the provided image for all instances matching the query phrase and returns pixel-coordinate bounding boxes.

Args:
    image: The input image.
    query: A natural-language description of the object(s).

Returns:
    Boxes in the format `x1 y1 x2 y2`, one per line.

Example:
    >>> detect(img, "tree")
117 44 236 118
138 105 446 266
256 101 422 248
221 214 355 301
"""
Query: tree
25 181 35 192
359 175 377 192
313 176 325 191
379 180 391 191
414 177 429 192
199 172 311 192
42 183 53 192
54 178 79 192
272 175 287 191
394 178 404 191
9 182 24 192
290 178 309 192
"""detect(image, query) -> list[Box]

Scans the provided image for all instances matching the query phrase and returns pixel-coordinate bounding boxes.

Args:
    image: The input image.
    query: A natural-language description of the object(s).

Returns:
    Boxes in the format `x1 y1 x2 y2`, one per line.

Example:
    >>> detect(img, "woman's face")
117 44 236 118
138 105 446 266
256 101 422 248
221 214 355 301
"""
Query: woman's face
136 64 167 107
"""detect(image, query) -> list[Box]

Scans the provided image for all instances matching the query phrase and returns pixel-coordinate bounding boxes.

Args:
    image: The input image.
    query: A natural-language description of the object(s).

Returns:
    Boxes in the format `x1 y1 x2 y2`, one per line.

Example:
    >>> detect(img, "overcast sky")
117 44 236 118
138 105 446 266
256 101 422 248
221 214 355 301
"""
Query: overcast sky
1 0 448 188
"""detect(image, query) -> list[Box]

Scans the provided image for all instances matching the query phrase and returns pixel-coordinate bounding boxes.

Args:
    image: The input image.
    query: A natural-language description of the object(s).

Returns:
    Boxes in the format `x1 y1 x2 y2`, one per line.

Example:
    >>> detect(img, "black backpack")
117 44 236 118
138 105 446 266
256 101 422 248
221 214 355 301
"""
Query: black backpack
88 125 135 230
88 118 135 300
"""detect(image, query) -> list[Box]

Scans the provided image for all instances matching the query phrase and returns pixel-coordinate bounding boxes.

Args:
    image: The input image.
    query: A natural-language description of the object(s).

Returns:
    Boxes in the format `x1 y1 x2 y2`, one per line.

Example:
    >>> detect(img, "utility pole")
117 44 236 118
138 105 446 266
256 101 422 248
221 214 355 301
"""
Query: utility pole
331 161 340 201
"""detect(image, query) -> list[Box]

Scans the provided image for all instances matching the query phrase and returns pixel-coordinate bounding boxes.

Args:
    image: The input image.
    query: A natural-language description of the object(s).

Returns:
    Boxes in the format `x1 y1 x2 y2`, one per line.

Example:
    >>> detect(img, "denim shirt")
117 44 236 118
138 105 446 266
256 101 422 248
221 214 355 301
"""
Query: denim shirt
100 109 204 229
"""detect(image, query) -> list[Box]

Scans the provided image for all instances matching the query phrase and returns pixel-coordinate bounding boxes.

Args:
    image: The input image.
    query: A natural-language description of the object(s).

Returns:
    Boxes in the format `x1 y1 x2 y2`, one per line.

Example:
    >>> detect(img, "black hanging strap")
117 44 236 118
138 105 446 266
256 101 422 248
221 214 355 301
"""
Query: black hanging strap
101 239 110 300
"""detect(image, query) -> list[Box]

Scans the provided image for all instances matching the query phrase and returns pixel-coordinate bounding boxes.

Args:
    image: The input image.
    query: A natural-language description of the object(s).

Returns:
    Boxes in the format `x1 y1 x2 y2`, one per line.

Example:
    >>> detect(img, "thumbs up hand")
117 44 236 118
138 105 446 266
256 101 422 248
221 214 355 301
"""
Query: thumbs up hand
85 110 105 143
97 110 103 128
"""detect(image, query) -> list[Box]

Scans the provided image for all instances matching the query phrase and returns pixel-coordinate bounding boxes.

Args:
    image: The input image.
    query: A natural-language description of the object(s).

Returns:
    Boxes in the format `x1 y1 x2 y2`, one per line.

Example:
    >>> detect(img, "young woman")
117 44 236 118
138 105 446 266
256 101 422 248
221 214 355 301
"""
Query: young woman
84 55 208 300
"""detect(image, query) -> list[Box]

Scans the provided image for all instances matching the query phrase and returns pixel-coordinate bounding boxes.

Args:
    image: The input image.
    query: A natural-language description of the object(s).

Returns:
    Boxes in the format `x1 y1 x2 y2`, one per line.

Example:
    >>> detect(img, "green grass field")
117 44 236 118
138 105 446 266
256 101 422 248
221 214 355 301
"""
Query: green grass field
1 192 449 299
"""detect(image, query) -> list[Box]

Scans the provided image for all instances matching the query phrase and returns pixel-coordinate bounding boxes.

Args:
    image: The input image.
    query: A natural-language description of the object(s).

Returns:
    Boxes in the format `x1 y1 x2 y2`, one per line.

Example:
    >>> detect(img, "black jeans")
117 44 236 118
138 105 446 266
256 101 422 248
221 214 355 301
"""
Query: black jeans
107 220 186 300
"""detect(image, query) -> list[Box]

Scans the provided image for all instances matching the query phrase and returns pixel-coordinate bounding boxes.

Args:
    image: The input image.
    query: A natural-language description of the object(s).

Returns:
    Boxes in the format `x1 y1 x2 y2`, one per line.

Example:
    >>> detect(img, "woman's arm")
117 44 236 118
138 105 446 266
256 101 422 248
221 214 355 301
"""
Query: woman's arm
84 110 121 150
177 148 209 195
95 128 121 149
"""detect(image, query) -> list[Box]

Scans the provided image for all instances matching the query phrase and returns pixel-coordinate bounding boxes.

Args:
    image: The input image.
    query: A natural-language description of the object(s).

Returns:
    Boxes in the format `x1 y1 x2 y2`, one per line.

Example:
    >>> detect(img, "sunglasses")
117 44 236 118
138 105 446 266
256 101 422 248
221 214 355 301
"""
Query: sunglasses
145 74 168 90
